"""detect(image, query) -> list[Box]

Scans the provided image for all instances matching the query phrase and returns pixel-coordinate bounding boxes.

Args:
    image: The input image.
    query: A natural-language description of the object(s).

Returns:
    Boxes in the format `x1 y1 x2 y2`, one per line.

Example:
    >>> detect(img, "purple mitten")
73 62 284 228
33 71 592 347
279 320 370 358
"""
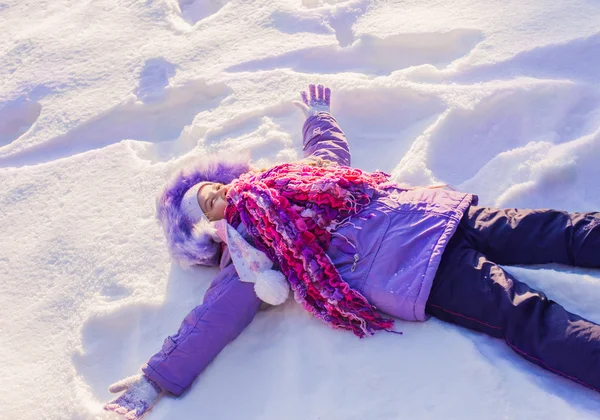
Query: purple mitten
104 374 163 420
293 84 331 117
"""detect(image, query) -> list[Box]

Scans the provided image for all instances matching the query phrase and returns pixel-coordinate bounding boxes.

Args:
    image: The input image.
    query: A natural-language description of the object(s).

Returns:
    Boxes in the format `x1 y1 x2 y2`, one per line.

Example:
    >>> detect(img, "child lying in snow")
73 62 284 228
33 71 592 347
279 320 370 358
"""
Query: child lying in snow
105 84 600 419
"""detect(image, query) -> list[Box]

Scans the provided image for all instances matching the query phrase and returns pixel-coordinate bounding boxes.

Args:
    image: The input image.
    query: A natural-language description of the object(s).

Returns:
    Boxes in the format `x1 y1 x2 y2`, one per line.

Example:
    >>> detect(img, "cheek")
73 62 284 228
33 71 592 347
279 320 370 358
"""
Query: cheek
215 198 228 216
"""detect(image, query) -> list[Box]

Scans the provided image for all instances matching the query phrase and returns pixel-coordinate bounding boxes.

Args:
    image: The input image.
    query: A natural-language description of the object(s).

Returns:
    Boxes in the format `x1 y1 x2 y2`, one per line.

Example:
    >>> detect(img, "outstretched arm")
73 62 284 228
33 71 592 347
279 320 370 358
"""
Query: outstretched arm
294 84 351 167
105 264 261 418
142 264 261 395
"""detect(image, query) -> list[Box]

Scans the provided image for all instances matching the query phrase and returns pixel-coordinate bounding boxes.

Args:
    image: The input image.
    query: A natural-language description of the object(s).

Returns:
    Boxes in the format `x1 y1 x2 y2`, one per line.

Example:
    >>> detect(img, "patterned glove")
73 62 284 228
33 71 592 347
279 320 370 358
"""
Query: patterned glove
293 84 331 117
104 374 163 420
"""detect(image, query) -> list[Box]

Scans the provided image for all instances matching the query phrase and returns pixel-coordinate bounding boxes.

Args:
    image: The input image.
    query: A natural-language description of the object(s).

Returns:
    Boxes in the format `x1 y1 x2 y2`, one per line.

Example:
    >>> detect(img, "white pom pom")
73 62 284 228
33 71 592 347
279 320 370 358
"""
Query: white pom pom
254 269 289 306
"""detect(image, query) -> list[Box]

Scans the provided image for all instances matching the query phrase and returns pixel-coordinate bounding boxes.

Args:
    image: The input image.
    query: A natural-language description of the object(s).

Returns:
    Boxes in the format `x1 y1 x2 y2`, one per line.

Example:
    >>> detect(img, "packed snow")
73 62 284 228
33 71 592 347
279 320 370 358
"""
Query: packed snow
2 0 600 418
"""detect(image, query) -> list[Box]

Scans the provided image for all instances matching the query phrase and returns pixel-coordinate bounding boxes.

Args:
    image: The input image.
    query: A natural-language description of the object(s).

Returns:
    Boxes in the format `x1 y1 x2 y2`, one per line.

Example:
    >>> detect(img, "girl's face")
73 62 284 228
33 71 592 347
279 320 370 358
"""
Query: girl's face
198 182 229 221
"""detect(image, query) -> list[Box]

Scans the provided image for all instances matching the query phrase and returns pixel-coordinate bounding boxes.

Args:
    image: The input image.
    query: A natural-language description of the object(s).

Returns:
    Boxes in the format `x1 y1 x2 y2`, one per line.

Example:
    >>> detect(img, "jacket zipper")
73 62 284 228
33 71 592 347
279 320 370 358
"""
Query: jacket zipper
351 253 360 272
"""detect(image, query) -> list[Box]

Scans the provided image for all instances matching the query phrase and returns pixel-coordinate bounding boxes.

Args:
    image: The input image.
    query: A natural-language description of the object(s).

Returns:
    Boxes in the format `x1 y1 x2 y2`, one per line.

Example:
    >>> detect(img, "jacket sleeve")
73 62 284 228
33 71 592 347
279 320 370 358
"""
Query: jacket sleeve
301 112 351 166
142 264 261 396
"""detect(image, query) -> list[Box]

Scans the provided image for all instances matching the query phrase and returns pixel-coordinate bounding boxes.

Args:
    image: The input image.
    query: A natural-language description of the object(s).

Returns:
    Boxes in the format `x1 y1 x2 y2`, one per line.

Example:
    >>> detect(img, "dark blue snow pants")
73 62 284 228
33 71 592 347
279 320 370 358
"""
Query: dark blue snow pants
426 206 600 392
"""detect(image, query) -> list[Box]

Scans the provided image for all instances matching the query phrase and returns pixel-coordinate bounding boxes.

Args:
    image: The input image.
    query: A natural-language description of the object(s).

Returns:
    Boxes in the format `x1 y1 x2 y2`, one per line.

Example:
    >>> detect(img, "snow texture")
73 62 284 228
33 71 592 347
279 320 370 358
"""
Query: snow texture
1 0 600 419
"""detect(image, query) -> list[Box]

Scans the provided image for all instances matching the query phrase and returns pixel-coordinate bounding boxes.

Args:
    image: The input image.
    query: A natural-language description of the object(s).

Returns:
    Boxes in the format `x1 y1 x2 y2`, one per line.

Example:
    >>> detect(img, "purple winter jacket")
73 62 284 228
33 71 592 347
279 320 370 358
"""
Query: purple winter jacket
142 113 478 396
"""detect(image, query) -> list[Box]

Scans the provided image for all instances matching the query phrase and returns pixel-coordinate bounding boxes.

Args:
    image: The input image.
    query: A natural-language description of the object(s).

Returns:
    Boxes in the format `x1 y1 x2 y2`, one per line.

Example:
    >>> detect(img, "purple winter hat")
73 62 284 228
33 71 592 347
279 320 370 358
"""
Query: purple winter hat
156 154 250 268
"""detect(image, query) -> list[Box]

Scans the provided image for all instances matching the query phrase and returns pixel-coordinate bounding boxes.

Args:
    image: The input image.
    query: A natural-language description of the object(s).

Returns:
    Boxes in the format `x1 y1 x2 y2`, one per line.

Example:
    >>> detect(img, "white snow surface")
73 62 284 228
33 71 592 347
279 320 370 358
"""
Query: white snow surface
2 0 600 418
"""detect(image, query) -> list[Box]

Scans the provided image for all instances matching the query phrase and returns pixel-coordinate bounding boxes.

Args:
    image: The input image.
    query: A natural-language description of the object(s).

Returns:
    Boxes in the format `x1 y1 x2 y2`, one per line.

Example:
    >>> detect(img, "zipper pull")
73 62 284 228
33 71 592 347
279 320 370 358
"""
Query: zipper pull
351 254 360 272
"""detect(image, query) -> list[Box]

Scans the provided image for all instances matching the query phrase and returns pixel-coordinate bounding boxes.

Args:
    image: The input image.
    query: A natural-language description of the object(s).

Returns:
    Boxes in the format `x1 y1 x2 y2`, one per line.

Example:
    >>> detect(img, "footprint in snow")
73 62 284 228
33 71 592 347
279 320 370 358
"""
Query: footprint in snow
271 0 370 47
134 58 177 104
178 0 228 25
301 0 351 9
0 98 42 148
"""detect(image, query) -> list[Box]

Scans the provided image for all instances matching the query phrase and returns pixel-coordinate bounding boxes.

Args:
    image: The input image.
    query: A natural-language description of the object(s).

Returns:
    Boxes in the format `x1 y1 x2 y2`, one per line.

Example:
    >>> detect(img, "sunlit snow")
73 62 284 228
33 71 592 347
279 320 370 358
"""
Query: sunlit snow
2 0 600 418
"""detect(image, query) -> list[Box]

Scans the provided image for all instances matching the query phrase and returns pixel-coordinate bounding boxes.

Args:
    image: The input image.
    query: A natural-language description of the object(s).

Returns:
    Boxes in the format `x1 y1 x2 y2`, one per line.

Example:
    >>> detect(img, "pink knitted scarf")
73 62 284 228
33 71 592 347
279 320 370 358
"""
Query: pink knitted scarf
225 162 395 337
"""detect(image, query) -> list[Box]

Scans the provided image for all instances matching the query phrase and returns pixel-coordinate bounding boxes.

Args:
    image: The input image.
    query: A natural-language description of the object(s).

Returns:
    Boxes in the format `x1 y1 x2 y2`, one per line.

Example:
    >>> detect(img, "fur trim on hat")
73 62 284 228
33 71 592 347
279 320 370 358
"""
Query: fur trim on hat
156 154 251 268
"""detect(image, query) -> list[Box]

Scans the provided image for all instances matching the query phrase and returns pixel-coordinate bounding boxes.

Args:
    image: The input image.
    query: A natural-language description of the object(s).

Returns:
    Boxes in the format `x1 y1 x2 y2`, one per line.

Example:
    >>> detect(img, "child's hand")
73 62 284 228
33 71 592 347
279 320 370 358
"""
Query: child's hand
104 374 163 419
293 84 331 117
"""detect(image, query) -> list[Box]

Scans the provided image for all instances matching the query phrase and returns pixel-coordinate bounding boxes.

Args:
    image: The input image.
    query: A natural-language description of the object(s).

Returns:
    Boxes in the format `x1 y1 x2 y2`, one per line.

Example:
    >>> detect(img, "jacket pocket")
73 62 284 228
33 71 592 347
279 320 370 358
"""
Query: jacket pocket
327 208 390 287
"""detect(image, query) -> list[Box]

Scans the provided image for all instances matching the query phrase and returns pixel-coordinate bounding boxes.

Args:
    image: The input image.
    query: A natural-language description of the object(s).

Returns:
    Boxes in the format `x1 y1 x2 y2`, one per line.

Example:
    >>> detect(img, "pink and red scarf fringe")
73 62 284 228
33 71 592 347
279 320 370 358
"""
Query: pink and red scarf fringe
225 163 394 337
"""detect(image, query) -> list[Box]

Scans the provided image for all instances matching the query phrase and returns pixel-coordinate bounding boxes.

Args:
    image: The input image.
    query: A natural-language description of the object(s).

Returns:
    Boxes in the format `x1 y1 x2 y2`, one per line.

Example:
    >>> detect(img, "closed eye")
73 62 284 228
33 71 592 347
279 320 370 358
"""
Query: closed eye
209 184 221 210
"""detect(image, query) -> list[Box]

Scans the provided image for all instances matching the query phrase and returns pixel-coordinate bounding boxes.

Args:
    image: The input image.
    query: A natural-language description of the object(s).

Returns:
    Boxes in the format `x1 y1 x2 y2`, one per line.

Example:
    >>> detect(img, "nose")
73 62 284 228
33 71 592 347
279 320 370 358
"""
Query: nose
218 184 229 198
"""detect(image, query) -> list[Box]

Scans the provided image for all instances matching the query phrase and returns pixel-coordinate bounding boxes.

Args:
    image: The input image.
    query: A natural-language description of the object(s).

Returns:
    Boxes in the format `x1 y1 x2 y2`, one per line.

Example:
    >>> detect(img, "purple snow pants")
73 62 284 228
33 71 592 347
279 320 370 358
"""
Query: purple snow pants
426 206 600 392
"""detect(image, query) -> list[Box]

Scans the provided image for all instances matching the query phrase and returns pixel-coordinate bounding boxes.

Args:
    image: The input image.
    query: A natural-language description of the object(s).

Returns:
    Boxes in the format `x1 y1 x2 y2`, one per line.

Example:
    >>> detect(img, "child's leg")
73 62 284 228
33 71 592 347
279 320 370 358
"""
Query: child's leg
462 206 600 268
426 229 600 392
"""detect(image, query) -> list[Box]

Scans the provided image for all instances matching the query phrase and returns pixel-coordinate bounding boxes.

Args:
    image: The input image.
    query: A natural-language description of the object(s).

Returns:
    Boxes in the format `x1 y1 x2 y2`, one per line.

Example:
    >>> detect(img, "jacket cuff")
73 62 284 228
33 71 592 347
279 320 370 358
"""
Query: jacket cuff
141 363 186 397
